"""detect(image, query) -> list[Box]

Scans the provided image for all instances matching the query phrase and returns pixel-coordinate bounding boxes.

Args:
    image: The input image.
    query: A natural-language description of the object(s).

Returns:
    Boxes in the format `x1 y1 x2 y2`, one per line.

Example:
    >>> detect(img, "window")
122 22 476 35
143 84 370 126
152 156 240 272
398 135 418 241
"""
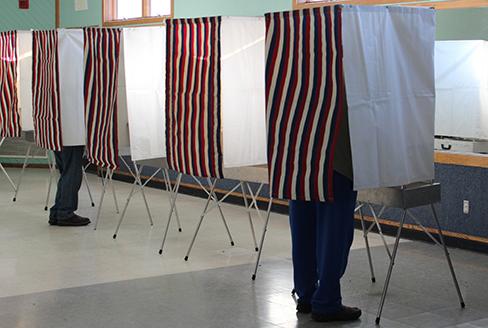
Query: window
103 0 173 26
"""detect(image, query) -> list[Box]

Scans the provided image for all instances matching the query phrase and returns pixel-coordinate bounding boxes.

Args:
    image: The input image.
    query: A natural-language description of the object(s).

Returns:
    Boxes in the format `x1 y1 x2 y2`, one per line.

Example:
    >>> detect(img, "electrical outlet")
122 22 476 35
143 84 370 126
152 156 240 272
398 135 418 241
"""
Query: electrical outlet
463 200 470 214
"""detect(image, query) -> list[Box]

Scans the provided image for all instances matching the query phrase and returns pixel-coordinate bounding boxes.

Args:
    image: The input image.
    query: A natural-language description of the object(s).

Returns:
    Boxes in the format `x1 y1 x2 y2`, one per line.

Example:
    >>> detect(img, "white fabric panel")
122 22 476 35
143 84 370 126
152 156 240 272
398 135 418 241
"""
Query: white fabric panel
221 17 267 168
117 34 131 156
58 29 85 146
17 31 34 132
122 26 166 161
342 6 436 190
435 40 488 140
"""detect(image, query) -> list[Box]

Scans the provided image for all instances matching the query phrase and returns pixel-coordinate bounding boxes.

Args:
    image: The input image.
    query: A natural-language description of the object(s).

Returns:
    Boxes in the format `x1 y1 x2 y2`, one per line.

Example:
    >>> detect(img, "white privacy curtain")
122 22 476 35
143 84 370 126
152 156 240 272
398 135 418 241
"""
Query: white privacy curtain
342 6 436 190
221 17 267 168
117 34 131 156
122 26 166 161
58 29 85 146
435 40 488 140
17 31 34 132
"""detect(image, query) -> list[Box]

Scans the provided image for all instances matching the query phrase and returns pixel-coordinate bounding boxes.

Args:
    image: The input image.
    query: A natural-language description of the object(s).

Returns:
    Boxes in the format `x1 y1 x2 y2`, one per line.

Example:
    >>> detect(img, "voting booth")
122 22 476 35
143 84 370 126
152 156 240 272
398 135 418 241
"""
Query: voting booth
113 26 183 239
253 6 463 324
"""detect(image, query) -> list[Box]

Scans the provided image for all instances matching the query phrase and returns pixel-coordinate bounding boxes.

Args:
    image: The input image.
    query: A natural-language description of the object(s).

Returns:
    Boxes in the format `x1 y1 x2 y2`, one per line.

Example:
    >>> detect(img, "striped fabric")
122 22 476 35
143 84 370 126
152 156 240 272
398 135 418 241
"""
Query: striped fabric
265 6 346 201
84 28 121 170
32 30 63 151
0 31 21 138
165 17 223 178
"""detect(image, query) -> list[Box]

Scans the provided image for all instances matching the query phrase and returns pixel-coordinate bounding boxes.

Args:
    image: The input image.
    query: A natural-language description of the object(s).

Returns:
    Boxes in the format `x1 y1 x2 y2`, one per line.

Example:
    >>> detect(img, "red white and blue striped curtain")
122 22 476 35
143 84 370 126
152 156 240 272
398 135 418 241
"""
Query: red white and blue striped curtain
83 28 121 170
165 17 224 178
32 30 63 151
265 6 346 201
0 31 21 138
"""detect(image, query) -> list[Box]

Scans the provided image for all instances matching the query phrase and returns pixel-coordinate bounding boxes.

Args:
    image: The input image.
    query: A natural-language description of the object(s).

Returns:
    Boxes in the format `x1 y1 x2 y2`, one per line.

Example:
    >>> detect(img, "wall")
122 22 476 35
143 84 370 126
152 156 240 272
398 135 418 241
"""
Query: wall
173 0 291 18
0 0 55 31
59 0 102 28
436 8 488 40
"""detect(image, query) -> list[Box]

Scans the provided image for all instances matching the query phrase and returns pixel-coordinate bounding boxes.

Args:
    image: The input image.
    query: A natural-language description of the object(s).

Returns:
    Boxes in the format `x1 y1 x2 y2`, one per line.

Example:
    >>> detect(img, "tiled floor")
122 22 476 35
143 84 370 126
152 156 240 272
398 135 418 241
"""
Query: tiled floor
0 168 487 328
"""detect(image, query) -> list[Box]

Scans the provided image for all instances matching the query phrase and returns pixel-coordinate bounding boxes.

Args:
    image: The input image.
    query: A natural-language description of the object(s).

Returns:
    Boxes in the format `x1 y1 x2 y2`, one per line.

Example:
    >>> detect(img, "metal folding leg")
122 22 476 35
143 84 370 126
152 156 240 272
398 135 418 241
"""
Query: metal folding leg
375 211 406 324
108 170 120 214
0 137 17 193
162 168 182 233
93 169 111 230
184 178 241 261
159 173 183 255
357 203 376 283
113 158 160 239
12 144 32 202
240 181 259 252
44 150 56 211
251 194 273 280
82 164 95 207
430 205 465 308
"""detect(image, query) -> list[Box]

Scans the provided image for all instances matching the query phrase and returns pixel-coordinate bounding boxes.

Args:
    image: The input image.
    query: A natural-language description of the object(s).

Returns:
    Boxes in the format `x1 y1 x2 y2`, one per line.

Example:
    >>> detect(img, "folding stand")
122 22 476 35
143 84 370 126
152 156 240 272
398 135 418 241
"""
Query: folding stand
356 182 465 324
182 177 238 260
0 137 17 193
113 158 183 239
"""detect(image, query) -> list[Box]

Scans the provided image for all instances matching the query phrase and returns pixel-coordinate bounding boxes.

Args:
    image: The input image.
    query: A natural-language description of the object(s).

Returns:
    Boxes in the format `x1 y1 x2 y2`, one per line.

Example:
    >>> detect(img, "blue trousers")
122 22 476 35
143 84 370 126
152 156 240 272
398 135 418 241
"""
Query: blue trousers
49 146 84 220
289 171 357 315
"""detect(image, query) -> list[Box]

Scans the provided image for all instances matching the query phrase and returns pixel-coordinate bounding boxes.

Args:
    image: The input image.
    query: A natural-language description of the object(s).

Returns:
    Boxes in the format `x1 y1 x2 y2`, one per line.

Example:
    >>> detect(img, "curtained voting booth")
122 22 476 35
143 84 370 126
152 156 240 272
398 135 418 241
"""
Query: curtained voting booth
434 40 488 140
122 26 166 163
265 5 436 200
165 16 269 182
342 6 436 190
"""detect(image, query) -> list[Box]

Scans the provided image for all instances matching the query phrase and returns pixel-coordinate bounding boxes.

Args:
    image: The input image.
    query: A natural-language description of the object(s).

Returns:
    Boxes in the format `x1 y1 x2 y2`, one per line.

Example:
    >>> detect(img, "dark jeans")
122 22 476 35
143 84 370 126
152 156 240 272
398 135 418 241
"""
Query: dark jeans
49 146 84 220
289 171 358 315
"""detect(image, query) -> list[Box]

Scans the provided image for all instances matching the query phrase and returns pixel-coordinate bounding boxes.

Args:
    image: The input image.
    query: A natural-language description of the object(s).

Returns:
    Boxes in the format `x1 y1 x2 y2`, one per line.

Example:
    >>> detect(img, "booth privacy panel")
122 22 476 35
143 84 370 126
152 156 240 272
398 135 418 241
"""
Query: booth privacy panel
435 40 488 140
122 27 166 162
342 6 436 190
32 30 63 151
17 31 34 132
58 29 85 146
84 28 122 169
165 17 223 178
221 17 267 169
265 7 346 201
0 31 21 138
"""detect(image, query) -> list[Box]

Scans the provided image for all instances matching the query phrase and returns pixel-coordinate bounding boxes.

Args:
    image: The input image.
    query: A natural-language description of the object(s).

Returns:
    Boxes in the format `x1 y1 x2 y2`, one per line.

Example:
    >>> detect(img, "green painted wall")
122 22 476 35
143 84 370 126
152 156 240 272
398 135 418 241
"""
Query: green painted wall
0 0 55 31
436 8 488 40
59 0 102 28
173 0 291 18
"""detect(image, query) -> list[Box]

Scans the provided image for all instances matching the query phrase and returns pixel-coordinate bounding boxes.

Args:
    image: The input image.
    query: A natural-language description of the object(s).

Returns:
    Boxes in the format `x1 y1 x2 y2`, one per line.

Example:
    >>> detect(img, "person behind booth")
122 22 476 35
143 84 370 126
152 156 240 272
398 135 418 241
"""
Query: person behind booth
48 146 90 226
289 107 361 322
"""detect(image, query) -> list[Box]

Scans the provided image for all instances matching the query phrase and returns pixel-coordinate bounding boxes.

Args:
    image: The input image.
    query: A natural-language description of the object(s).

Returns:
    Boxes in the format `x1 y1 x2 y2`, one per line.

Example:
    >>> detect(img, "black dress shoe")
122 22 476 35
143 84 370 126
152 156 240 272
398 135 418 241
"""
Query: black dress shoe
296 302 312 314
312 305 362 322
51 214 91 226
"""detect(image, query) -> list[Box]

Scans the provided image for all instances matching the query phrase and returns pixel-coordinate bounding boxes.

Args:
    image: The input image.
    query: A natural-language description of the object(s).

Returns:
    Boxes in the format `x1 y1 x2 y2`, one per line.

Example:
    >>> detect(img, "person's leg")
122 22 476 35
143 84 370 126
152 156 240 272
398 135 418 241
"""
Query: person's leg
49 150 65 222
55 146 84 219
289 200 317 309
312 171 358 316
